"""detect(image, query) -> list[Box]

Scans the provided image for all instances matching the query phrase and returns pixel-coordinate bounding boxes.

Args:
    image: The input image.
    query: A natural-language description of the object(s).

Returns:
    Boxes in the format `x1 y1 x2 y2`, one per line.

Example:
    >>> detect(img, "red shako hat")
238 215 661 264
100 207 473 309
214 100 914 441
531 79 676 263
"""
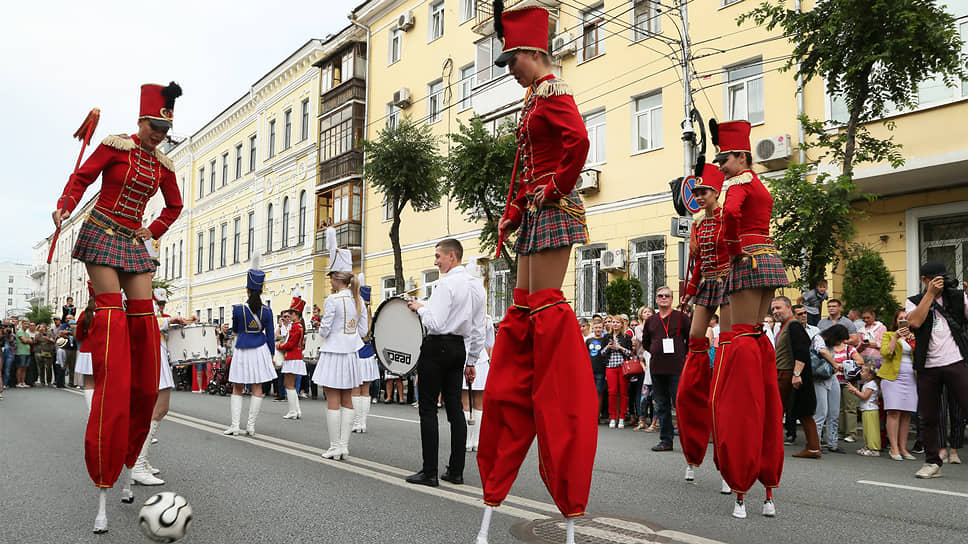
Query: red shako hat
289 288 306 314
140 82 182 129
694 163 725 194
493 0 550 68
710 119 752 163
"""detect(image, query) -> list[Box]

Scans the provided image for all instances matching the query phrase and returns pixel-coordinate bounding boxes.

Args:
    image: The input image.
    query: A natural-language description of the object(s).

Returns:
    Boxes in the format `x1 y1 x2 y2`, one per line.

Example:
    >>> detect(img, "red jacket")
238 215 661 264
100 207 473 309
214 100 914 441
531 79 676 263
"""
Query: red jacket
57 134 183 238
503 75 589 227
722 170 774 255
686 207 730 297
278 321 304 360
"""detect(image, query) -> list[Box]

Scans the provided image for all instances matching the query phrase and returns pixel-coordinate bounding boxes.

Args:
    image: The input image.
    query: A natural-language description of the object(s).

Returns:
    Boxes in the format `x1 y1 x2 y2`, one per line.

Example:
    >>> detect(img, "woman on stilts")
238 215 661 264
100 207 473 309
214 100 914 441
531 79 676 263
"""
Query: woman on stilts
53 82 183 534
476 3 599 543
278 291 308 420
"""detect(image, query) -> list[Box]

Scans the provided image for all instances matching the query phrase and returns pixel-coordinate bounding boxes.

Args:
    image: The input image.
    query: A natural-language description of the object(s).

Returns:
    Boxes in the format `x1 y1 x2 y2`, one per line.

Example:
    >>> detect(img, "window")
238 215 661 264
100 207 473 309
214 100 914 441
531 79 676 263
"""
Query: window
6 276 11 283
235 144 243 179
209 160 216 193
208 228 215 271
632 1 661 41
583 110 607 165
320 103 363 161
386 102 401 129
388 27 402 64
300 98 310 141
268 119 276 157
629 236 666 308
178 240 183 277
249 135 257 172
429 1 445 41
281 197 290 248
458 64 475 111
198 167 205 199
383 197 394 222
321 64 335 94
422 269 440 299
328 183 363 224
726 59 764 125
247 211 255 260
283 109 292 150
196 232 204 274
207 308 213 323
632 92 663 153
218 307 225 326
575 245 607 317
195 310 201 321
919 212 968 285
722 0 743 6
460 0 476 23
266 204 274 252
164 247 169 279
381 276 397 301
7 299 11 306
221 153 229 186
427 79 443 124
298 190 307 244
339 52 353 85
581 4 605 61
475 37 508 84
233 217 241 263
8 287 12 295
488 259 512 320
220 223 227 267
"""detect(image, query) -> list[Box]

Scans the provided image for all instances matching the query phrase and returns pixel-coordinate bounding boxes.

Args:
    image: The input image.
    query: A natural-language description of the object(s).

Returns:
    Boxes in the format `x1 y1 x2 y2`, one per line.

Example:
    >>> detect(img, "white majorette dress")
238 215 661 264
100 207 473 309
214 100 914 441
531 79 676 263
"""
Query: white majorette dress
463 315 495 391
312 288 367 389
230 299 277 385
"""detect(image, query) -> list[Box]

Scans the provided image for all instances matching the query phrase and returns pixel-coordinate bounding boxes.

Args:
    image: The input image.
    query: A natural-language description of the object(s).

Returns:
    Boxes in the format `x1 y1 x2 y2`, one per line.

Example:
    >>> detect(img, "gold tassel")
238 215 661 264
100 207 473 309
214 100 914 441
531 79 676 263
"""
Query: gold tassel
535 79 573 98
154 150 174 171
102 134 135 151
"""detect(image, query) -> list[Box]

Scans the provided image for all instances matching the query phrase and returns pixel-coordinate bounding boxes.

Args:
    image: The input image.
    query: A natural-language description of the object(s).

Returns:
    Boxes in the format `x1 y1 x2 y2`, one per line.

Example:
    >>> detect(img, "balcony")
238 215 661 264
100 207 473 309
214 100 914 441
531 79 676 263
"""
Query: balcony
318 151 363 186
27 290 44 305
321 77 366 116
28 265 46 278
314 221 362 254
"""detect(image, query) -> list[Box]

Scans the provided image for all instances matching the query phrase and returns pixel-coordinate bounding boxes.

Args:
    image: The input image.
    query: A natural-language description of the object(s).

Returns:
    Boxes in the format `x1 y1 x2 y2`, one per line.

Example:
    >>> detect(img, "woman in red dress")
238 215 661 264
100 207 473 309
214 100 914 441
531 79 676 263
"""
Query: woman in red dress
52 82 183 534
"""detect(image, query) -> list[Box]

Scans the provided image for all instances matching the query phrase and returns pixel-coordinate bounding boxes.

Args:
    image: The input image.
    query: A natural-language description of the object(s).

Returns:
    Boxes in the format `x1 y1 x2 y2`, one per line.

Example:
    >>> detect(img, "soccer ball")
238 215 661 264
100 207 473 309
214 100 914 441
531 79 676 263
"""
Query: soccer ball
138 492 193 543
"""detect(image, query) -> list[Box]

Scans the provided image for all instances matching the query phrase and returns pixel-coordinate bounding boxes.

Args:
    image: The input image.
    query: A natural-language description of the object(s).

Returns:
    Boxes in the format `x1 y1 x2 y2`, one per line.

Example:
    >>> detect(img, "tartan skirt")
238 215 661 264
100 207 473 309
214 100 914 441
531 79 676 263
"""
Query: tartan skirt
726 252 789 295
513 190 588 256
72 210 156 274
694 276 729 308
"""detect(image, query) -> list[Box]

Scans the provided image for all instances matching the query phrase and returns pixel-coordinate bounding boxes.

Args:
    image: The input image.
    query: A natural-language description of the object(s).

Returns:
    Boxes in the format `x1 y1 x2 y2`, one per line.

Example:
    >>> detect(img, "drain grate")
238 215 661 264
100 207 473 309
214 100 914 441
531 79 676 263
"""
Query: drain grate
511 515 674 543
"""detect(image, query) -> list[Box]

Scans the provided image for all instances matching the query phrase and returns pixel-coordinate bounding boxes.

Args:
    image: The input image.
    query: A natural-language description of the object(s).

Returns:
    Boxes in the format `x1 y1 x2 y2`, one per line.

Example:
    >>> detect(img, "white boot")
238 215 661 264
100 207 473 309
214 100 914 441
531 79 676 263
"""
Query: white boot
283 389 299 419
471 409 483 451
359 394 370 432
339 406 354 458
720 478 732 495
84 388 94 413
351 396 364 432
131 421 165 486
93 488 108 533
246 396 263 436
322 409 342 459
295 389 302 419
465 411 473 451
684 465 695 482
119 466 134 503
475 505 493 544
224 395 243 435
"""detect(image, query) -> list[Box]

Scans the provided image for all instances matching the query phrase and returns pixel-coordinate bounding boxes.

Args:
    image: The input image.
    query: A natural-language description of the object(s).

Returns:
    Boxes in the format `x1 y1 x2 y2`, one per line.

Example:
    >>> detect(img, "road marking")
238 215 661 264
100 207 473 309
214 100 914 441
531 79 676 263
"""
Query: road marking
857 480 968 498
366 413 420 424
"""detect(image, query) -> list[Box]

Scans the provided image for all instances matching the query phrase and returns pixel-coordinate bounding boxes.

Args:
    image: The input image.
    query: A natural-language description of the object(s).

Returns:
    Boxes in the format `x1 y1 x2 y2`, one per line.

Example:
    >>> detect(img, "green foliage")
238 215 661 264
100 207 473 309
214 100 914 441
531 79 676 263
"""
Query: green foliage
360 116 445 292
152 278 173 298
604 277 643 317
841 245 900 320
26 304 54 325
444 116 518 281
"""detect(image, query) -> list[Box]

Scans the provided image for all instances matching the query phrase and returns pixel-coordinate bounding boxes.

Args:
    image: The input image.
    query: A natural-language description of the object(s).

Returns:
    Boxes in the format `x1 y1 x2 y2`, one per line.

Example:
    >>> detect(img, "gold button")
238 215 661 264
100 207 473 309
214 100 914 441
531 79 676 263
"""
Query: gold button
105 228 115 236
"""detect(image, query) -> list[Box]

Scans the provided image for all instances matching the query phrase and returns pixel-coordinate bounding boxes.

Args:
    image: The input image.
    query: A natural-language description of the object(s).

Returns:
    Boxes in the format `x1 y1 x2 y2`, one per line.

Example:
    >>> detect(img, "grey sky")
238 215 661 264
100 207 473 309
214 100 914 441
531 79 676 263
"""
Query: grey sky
0 0 359 263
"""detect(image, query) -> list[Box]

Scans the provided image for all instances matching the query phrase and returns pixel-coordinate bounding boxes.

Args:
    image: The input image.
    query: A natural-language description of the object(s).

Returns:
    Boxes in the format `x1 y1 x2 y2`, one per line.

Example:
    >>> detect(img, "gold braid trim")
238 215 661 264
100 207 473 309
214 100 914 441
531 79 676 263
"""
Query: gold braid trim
534 78 573 98
102 134 174 171
154 149 174 171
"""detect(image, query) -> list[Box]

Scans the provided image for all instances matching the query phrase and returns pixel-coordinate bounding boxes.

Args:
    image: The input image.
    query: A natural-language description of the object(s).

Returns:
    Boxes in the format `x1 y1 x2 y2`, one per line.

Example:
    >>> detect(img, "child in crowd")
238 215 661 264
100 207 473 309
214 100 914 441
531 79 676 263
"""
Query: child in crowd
847 362 881 456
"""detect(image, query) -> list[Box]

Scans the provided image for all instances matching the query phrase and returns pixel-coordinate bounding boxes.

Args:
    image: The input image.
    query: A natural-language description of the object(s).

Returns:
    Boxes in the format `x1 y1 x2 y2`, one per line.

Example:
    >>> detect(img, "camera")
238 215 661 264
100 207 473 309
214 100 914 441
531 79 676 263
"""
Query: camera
941 275 960 290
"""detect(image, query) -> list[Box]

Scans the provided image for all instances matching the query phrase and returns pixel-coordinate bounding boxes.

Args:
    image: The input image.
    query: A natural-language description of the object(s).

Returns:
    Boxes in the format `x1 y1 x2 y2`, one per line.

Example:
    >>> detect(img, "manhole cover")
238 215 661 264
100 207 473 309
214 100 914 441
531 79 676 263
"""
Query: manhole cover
511 515 673 543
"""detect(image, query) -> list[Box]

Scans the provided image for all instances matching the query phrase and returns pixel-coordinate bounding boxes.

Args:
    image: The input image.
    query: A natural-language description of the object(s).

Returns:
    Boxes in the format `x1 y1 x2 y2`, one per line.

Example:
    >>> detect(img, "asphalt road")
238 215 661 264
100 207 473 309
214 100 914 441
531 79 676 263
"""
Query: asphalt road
1 387 966 544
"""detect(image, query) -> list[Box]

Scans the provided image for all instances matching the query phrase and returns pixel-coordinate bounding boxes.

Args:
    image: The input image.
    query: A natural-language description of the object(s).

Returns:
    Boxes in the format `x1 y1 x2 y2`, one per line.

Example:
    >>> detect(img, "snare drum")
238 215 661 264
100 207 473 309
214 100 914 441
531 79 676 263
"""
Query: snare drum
372 297 425 377
167 324 220 365
303 329 324 362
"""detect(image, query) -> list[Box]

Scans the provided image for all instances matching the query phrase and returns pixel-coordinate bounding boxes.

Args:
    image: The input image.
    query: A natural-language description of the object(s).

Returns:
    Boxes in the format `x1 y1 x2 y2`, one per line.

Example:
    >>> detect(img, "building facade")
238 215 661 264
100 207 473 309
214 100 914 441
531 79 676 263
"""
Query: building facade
0 262 32 318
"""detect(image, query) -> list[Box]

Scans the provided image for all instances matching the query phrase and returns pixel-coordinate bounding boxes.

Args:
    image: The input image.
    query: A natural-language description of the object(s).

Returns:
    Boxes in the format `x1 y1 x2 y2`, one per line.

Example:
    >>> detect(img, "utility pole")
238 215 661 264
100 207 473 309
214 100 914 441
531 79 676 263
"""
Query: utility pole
678 0 695 180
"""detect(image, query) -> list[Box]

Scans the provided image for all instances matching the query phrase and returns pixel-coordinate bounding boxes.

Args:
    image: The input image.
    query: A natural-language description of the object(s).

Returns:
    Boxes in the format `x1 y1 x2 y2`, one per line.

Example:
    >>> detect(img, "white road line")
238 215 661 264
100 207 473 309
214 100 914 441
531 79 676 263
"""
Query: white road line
857 480 968 498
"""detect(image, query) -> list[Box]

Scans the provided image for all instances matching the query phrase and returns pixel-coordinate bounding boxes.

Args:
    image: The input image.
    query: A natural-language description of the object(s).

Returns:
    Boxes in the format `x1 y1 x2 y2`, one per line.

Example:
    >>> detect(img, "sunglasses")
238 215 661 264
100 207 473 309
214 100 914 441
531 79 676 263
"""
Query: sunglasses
795 312 807 317
656 294 672 298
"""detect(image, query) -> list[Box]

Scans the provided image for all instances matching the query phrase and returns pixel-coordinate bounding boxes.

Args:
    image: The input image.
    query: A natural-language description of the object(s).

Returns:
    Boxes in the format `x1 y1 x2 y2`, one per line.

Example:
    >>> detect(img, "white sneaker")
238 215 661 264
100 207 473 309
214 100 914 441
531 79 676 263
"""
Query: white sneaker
721 479 732 494
608 419 617 428
617 419 625 429
684 466 695 482
915 463 942 479
949 451 961 464
131 466 164 486
843 435 856 443
732 499 747 519
762 499 776 517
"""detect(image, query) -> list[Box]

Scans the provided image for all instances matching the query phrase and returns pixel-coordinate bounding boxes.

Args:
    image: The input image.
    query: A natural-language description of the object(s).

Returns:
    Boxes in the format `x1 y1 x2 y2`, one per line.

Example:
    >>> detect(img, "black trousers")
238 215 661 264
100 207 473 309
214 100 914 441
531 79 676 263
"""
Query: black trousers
417 334 466 476
917 360 968 466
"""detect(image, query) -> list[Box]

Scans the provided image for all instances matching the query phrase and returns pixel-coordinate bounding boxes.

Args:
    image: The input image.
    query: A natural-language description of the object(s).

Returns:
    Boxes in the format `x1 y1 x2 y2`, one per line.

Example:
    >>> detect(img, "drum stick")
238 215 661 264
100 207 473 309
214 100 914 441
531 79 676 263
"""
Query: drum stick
467 386 475 425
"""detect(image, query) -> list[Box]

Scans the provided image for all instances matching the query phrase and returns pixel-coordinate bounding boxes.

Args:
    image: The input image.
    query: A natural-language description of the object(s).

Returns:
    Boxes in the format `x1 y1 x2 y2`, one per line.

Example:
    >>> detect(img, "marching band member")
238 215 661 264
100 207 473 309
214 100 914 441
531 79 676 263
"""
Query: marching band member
709 120 788 519
224 267 276 437
278 291 308 420
313 231 366 459
53 82 183 534
352 284 379 433
463 315 494 451
678 165 730 485
74 281 97 412
477 3 598 543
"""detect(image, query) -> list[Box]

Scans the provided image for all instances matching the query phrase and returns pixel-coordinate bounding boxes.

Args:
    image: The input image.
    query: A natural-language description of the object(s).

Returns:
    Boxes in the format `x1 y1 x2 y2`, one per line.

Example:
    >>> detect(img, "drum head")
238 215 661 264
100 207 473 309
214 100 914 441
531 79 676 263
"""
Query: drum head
372 297 424 377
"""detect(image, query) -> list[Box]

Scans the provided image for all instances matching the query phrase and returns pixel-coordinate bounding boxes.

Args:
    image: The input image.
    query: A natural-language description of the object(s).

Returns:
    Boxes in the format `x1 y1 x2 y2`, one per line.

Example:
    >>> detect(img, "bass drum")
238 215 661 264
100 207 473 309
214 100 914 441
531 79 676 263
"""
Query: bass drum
303 329 324 362
371 297 424 377
167 324 219 365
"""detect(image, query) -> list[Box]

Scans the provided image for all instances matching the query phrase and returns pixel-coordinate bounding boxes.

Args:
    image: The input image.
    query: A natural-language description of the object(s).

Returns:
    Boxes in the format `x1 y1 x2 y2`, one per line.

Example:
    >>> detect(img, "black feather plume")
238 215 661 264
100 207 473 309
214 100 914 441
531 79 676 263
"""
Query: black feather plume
493 0 505 40
161 81 183 110
709 119 719 147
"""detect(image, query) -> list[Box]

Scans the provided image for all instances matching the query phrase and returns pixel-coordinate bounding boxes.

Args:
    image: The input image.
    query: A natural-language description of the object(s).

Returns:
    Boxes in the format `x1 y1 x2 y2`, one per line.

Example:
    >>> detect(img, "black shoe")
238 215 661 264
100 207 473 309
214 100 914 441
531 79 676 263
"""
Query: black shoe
405 471 439 487
912 441 924 454
827 446 847 454
440 469 463 485
784 434 796 445
651 442 673 452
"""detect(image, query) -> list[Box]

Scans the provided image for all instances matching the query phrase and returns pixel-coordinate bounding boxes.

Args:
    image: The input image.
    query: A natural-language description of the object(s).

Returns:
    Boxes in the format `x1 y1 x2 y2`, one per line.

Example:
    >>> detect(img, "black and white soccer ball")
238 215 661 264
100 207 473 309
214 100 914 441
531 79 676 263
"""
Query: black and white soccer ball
138 492 193 543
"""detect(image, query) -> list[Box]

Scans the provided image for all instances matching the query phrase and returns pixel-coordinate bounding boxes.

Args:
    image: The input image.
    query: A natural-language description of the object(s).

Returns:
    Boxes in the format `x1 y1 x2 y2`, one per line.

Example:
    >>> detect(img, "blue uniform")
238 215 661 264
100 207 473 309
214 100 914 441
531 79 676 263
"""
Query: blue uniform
232 303 275 355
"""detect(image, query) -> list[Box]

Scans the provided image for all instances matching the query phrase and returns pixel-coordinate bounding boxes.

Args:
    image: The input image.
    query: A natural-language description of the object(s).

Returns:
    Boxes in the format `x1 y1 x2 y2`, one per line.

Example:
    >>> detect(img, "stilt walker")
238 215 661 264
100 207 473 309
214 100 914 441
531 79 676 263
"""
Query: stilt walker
477 3 598 542
707 120 787 519
677 165 729 483
353 283 380 433
52 82 183 534
278 291 308 420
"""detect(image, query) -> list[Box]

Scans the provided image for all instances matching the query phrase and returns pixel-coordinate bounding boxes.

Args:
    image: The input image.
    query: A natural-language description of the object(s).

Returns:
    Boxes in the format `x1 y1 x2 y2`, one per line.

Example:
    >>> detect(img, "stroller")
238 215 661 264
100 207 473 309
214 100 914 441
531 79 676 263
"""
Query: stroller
207 357 232 396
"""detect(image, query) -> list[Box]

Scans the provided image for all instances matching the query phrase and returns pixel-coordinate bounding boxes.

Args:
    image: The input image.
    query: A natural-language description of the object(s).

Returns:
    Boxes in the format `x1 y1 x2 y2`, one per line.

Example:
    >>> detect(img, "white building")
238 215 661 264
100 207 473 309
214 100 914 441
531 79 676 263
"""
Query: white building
0 261 32 318
29 239 50 309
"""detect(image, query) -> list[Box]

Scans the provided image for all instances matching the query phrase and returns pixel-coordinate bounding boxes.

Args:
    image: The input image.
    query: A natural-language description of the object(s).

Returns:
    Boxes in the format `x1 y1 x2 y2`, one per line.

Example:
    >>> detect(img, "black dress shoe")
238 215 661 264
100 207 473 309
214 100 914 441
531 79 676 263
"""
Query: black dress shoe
440 470 463 485
405 471 439 487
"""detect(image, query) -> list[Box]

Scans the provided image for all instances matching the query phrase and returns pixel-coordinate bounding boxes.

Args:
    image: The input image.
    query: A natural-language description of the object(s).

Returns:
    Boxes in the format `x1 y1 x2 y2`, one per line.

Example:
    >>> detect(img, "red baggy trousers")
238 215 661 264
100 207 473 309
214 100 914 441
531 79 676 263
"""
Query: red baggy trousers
677 337 712 467
757 332 784 489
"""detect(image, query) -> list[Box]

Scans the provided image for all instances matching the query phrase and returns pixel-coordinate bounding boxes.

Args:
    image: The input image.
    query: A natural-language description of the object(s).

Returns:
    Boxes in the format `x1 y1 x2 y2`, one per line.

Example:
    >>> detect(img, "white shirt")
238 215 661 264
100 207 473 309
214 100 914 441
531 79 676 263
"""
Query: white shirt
416 265 486 366
859 381 879 412
320 289 367 354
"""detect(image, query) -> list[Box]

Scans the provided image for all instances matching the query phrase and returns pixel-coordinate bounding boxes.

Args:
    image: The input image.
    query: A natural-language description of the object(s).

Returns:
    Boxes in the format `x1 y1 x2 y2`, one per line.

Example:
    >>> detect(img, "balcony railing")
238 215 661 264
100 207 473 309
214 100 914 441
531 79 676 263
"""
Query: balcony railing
320 77 366 116
314 221 362 254
318 150 363 185
28 265 46 278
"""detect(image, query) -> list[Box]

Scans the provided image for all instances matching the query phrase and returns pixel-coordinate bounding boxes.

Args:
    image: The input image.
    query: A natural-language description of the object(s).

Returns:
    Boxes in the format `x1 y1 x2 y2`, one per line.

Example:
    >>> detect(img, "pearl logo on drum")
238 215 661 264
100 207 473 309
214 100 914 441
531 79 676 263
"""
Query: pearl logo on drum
383 349 411 366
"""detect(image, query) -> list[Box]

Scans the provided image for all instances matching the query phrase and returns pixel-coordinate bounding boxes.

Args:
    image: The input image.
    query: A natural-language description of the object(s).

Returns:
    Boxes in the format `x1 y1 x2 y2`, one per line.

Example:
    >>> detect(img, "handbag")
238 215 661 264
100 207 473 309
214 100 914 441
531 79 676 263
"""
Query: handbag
621 357 644 377
810 348 834 380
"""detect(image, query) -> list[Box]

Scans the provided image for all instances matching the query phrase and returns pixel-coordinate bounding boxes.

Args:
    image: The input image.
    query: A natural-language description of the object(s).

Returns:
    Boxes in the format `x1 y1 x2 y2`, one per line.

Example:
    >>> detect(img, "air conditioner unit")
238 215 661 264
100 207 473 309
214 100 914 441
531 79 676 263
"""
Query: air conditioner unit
551 32 576 57
393 87 412 108
753 134 793 163
397 10 415 31
601 248 626 271
576 168 600 194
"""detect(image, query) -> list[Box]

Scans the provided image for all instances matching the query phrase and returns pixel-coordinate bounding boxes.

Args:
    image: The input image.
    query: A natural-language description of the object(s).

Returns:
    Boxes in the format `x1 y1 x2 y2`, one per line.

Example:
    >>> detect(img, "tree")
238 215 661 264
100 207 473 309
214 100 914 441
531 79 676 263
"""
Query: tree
604 277 643 317
360 116 445 293
444 116 518 283
26 304 54 325
841 244 900 320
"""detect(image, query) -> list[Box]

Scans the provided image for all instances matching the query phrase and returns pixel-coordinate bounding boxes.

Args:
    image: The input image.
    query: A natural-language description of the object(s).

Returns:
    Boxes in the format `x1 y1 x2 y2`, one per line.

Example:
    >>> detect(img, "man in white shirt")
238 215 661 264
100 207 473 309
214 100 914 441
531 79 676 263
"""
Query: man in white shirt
406 239 485 487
